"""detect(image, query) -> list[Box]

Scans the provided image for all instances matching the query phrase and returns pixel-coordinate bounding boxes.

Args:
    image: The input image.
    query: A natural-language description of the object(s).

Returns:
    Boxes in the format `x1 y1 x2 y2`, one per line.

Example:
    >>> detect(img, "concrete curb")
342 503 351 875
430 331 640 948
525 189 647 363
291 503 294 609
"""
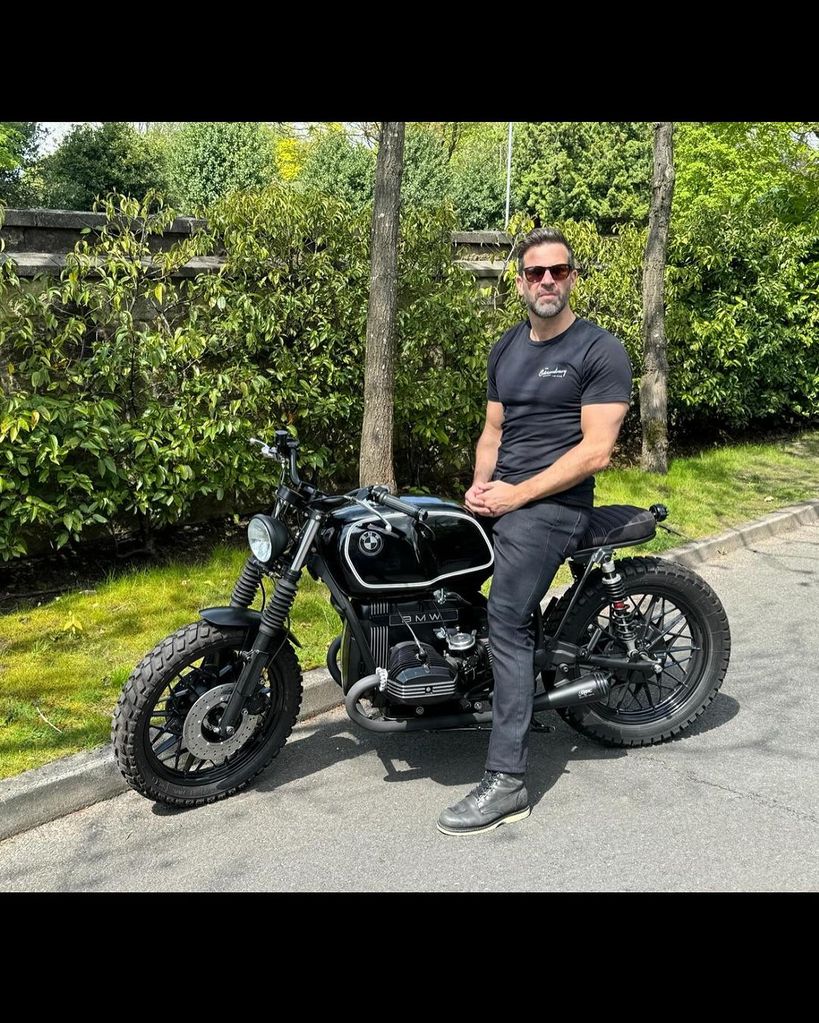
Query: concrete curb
0 666 343 842
657 498 819 568
2 497 817 843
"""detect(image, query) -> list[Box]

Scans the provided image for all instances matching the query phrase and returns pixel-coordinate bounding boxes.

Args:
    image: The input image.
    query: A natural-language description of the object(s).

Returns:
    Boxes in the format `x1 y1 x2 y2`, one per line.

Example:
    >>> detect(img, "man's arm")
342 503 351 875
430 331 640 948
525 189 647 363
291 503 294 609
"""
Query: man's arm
476 402 629 516
464 401 504 514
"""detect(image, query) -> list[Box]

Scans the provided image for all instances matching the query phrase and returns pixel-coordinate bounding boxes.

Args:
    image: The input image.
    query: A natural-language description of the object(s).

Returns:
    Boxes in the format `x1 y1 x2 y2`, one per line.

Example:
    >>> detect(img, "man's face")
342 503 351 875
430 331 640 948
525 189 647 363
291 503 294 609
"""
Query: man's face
515 242 578 320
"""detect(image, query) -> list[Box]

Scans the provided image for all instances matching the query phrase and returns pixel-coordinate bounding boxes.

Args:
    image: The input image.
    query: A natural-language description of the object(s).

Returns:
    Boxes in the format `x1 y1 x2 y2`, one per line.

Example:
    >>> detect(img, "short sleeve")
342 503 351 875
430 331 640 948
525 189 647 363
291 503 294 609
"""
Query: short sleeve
486 323 522 403
581 332 632 406
487 352 499 402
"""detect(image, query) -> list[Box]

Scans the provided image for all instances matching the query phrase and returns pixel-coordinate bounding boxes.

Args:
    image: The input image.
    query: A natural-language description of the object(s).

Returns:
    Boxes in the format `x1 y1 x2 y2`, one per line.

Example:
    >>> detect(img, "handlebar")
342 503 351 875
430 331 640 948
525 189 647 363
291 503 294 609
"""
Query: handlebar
370 486 429 522
252 432 427 520
251 432 301 486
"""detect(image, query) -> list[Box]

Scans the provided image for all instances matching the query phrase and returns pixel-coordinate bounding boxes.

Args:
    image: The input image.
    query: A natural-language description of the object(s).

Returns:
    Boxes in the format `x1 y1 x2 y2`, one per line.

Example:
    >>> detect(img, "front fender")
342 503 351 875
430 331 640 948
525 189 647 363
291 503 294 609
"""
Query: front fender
199 606 301 647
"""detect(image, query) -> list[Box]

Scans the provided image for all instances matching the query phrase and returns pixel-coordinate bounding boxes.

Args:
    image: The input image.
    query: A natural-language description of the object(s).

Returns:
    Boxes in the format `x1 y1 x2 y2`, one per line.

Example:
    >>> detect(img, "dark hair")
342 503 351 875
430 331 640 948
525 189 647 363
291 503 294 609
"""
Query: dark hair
515 227 575 273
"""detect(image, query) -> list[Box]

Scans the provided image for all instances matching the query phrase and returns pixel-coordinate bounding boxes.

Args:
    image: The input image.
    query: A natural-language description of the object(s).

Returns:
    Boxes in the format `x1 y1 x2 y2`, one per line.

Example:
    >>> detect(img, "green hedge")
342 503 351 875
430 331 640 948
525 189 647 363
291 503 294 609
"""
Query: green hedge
0 190 499 559
1 189 817 561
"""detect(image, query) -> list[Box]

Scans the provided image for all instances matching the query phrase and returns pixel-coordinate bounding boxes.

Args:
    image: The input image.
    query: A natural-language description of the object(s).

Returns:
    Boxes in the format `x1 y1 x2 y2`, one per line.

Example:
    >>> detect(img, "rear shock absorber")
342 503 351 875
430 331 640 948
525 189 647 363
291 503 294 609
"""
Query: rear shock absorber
600 556 638 652
231 558 263 608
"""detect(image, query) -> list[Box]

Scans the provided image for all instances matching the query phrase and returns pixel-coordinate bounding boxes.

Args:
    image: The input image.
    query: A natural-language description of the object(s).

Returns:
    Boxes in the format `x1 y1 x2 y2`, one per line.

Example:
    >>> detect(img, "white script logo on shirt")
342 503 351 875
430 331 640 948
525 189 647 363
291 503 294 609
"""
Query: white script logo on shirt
538 366 567 379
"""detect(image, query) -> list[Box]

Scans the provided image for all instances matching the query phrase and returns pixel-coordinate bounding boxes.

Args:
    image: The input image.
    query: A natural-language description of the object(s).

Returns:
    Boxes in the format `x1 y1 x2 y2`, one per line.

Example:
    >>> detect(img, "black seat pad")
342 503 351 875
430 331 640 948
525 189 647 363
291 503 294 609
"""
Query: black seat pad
572 504 656 557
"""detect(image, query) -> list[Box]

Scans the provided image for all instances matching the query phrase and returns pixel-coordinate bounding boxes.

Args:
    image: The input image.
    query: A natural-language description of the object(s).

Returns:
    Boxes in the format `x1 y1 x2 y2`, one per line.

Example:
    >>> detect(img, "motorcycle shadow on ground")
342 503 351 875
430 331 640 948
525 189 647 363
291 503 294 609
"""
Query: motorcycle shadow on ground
148 693 740 819
240 690 739 814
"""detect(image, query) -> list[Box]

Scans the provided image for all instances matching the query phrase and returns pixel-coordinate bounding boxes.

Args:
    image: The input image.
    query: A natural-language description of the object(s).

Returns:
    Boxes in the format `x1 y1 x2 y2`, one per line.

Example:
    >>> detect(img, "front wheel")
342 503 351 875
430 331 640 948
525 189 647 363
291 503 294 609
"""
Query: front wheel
544 557 730 747
111 620 303 806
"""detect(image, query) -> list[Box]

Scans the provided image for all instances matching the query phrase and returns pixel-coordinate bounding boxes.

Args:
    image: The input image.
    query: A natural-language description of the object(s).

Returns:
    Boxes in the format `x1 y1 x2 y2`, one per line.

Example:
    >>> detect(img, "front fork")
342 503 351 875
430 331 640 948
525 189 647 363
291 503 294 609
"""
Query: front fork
217 513 323 737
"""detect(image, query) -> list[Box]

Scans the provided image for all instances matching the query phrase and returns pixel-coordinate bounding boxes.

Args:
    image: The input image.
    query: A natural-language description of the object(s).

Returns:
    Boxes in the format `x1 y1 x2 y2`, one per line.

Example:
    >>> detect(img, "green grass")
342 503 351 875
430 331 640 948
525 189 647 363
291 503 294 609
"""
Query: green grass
596 431 819 547
1 428 818 780
0 549 339 779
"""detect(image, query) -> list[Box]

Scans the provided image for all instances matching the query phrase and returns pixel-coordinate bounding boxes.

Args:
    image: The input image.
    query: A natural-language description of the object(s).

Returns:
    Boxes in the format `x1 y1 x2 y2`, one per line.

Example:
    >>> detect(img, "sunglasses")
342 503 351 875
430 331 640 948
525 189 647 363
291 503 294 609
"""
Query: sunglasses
521 263 574 284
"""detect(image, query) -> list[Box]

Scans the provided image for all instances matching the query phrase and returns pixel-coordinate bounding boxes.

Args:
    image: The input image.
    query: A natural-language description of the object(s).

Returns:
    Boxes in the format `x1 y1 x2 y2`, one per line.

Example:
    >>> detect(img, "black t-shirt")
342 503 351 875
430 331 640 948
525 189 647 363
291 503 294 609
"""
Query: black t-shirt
487 317 632 506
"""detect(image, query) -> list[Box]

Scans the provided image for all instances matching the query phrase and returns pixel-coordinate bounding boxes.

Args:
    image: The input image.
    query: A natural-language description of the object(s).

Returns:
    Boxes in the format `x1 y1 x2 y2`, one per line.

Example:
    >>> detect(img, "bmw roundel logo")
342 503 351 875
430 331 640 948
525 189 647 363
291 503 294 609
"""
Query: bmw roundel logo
359 530 383 556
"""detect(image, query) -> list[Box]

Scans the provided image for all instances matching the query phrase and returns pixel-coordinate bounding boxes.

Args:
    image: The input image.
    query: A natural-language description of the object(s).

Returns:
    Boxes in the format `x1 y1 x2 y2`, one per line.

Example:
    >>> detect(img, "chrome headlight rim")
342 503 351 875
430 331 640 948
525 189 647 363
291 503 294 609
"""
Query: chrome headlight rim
248 515 275 563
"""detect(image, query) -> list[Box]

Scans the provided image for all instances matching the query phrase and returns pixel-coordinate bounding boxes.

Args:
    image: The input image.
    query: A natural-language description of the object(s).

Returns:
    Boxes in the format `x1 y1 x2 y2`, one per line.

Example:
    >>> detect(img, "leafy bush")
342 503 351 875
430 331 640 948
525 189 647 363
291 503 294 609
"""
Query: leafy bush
2 161 817 562
164 122 279 213
295 125 375 209
0 189 502 559
513 123 653 233
668 208 819 430
0 195 211 558
0 122 44 205
36 123 167 210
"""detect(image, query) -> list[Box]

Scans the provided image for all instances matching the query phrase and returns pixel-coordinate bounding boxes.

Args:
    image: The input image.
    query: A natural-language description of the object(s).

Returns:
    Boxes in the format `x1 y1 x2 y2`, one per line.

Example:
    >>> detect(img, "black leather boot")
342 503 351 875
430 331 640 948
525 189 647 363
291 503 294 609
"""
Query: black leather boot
437 771 530 836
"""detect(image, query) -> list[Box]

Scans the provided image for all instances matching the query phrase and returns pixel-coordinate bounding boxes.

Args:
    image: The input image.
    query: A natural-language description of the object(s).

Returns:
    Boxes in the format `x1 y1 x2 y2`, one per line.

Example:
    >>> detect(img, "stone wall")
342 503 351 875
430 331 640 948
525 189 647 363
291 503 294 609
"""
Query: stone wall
0 208 218 278
0 210 512 286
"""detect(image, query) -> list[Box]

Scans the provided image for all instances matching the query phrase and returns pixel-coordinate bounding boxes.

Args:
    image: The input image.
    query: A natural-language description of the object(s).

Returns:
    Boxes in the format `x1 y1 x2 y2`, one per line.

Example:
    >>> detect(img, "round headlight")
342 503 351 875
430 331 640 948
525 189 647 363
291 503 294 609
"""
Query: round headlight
248 515 289 564
248 517 273 562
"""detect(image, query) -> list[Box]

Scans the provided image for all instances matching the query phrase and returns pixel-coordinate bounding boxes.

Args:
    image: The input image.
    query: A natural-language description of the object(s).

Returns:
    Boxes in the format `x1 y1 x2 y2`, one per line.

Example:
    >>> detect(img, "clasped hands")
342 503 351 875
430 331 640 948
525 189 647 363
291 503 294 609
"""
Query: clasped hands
464 480 529 517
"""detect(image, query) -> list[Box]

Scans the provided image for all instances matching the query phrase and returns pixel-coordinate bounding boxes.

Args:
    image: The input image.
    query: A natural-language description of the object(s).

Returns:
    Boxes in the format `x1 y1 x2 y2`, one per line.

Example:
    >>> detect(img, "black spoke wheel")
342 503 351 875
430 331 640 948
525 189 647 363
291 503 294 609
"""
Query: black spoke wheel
112 621 302 806
543 557 730 747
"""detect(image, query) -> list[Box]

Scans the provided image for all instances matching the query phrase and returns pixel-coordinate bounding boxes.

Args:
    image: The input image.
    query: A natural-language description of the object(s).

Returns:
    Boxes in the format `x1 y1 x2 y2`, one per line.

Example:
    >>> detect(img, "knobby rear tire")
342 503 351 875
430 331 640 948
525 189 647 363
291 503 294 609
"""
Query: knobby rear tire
543 557 730 747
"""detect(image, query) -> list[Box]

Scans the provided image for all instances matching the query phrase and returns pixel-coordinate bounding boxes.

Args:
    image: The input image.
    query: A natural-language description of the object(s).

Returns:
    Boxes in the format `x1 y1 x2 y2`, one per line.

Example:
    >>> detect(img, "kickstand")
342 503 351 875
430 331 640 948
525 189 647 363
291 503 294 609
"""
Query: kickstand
530 715 554 734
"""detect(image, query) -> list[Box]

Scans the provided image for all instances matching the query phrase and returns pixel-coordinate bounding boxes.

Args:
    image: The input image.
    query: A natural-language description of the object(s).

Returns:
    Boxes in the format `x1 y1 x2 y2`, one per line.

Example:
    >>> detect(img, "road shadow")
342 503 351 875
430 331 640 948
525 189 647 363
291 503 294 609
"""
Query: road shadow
148 691 739 820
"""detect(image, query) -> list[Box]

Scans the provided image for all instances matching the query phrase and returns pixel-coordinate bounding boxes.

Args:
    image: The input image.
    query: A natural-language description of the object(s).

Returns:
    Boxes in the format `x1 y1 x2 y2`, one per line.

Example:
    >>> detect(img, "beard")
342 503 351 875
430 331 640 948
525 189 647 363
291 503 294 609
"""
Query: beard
525 289 569 319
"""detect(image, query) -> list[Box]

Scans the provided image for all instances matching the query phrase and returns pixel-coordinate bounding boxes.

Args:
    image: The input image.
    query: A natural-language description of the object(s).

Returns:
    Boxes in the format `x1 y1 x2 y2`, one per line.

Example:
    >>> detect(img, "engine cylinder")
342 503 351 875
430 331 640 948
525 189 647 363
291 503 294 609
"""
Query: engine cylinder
386 641 458 703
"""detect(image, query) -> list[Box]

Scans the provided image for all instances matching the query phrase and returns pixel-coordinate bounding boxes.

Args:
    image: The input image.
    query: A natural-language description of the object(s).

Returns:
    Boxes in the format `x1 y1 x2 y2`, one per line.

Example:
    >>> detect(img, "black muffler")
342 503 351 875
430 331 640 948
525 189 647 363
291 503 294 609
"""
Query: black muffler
344 671 612 733
536 671 611 709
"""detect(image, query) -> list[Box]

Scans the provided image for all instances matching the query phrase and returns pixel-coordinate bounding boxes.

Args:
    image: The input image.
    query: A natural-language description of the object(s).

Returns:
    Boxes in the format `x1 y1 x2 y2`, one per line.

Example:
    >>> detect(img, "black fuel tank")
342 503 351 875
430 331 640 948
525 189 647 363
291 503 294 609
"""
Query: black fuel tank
318 496 493 598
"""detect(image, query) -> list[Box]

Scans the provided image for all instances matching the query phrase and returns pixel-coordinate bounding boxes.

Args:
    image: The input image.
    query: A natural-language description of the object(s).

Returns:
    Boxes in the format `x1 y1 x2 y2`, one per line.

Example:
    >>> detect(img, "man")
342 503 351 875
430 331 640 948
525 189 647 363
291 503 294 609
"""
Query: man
437 226 632 836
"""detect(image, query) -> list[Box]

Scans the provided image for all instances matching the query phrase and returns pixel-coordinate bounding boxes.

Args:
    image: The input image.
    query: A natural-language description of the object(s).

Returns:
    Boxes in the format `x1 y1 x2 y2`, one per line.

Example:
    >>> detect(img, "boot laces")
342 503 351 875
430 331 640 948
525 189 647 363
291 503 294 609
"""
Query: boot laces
471 771 501 803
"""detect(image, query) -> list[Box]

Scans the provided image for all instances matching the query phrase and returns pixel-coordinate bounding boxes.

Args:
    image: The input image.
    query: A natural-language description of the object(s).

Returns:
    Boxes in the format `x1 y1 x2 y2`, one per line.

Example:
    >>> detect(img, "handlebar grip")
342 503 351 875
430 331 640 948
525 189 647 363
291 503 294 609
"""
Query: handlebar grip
370 487 428 521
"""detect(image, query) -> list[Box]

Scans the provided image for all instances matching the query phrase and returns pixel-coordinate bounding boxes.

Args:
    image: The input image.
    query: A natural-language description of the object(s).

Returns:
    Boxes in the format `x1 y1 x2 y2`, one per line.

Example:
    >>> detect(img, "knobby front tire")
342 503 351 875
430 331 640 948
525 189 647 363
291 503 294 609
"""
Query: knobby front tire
111 620 303 806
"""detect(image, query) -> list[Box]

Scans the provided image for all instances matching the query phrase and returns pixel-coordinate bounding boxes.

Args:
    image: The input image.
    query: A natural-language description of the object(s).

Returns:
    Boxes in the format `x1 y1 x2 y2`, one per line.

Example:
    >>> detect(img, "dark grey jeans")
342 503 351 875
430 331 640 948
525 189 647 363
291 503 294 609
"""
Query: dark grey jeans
482 499 591 775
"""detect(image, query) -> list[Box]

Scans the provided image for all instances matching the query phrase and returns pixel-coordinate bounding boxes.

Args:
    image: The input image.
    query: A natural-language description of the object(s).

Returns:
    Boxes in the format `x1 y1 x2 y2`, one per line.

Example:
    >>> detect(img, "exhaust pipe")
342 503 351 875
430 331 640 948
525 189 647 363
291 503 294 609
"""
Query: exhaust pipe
344 670 612 733
534 671 611 710
344 674 496 733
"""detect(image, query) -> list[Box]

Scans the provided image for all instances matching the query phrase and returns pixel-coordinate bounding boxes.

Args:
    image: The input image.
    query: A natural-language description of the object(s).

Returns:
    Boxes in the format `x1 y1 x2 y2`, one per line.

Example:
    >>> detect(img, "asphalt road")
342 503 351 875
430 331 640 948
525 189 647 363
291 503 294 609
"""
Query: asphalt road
1 522 816 892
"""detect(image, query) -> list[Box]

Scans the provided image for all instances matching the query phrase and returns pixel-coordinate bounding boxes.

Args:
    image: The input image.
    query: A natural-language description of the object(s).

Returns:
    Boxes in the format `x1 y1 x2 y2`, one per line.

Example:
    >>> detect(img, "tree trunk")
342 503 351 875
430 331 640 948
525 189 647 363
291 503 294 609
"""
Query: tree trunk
640 121 675 474
359 121 404 491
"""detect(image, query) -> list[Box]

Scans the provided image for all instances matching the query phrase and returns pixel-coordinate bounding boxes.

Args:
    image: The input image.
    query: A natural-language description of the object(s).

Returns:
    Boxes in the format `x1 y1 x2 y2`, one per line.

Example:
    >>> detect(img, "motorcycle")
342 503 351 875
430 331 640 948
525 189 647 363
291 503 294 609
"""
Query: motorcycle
112 430 731 806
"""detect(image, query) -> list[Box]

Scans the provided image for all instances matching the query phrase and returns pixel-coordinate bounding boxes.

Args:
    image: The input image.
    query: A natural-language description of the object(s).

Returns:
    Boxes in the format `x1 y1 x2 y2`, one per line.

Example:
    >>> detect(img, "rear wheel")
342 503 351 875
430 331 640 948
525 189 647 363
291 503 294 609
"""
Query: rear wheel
543 557 730 747
111 620 302 805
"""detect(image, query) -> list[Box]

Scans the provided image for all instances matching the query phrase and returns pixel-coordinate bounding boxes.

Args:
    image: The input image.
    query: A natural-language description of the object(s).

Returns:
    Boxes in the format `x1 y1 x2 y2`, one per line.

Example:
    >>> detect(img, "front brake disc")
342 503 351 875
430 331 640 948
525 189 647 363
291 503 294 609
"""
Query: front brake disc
182 683 261 764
